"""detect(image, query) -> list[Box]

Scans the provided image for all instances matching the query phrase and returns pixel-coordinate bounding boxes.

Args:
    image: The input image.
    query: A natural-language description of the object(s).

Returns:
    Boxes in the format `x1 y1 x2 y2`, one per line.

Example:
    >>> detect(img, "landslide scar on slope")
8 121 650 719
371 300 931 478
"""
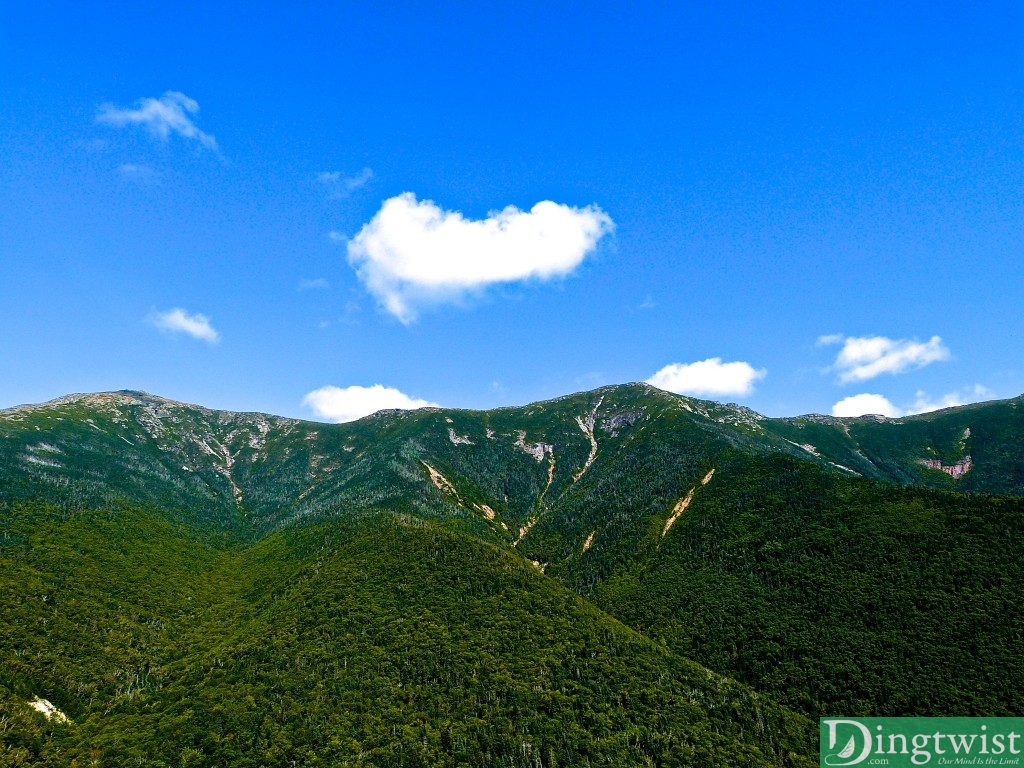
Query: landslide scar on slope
662 489 695 537
421 461 461 502
572 396 604 483
422 461 503 527
582 530 596 552
663 468 715 537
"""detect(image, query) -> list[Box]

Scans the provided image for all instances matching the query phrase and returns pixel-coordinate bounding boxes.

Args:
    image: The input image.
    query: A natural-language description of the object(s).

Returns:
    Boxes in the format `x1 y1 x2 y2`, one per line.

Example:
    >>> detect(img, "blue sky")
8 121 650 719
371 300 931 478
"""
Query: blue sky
2 2 1022 421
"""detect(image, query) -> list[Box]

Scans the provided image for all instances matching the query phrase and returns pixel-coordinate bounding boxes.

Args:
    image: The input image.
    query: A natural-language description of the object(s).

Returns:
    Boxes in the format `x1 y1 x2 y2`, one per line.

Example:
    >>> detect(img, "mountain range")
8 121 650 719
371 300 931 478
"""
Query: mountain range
2 384 1023 766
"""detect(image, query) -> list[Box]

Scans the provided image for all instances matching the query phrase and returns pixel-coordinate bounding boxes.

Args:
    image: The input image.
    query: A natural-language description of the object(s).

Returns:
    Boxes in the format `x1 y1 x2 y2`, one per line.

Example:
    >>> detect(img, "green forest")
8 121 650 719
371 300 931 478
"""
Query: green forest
2 385 1022 766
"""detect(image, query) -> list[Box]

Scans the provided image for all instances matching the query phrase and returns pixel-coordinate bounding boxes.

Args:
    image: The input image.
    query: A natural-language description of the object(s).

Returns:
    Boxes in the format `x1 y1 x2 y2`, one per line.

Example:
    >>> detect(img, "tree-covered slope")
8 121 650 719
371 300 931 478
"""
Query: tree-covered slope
765 395 1024 495
0 386 795 541
6 386 1020 542
575 455 1024 719
0 504 814 767
3 384 1024 764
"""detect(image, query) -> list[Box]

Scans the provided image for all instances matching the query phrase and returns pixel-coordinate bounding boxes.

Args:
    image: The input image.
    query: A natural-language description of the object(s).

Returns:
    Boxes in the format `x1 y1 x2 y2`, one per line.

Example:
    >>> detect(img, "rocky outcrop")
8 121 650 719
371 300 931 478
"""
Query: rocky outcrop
917 455 973 479
448 427 474 445
514 431 552 462
27 697 69 723
601 411 642 435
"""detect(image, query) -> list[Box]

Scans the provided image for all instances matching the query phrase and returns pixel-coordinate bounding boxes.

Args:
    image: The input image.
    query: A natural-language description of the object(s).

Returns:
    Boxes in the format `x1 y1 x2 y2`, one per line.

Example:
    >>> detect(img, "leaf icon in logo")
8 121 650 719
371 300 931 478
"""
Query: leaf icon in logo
837 735 857 759
823 719 872 766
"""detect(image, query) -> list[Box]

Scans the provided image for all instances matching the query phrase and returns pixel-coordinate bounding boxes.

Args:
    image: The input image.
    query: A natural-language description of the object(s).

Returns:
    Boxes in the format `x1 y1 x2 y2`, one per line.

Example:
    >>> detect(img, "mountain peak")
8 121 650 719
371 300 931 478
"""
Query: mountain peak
0 390 199 418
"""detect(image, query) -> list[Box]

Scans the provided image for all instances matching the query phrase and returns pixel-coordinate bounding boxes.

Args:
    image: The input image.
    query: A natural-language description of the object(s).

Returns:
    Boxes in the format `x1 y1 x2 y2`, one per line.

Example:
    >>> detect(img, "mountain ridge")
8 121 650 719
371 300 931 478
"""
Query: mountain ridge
6 381 1020 428
3 383 1024 764
5 383 1024 531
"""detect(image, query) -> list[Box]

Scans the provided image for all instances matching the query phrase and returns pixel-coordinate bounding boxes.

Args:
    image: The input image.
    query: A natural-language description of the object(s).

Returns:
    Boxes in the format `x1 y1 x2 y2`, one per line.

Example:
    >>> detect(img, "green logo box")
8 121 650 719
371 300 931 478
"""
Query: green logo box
820 718 1024 767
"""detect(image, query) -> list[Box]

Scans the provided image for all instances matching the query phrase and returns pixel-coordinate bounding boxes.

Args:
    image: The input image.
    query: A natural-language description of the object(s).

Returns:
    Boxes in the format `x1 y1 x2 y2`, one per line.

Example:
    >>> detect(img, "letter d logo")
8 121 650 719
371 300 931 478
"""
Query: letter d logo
823 719 873 766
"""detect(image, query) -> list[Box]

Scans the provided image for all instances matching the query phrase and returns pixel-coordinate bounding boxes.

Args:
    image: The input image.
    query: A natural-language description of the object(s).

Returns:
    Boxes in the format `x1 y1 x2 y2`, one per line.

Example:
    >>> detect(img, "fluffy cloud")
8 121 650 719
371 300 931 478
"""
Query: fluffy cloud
303 384 439 423
317 168 373 198
647 358 766 397
97 91 218 152
832 385 994 418
148 308 220 343
820 334 950 383
905 385 994 416
346 193 614 323
831 393 902 417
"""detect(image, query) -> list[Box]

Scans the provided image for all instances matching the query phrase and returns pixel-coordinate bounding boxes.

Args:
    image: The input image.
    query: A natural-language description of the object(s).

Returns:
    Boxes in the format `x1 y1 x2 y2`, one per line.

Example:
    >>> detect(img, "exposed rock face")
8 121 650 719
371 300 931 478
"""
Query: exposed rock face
572 397 604 482
514 430 552 462
421 461 461 500
369 409 404 418
601 411 642 433
785 439 822 458
917 455 973 479
714 404 766 430
28 697 69 723
863 414 897 423
448 427 474 445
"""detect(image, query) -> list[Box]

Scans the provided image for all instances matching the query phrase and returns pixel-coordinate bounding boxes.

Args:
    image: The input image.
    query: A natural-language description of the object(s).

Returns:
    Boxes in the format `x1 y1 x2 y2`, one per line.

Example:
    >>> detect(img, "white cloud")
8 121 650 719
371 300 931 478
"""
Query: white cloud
905 384 995 415
97 91 218 152
831 385 994 418
816 333 844 346
630 294 657 311
118 163 160 182
820 334 950 383
298 278 330 290
346 193 614 323
148 308 220 343
831 393 903 417
317 168 373 198
303 384 439 423
647 358 766 397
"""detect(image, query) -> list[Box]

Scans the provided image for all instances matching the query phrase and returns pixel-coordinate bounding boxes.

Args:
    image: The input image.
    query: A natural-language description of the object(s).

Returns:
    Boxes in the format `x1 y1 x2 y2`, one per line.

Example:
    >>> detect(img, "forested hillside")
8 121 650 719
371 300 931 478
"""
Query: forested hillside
0 505 814 767
2 384 1022 766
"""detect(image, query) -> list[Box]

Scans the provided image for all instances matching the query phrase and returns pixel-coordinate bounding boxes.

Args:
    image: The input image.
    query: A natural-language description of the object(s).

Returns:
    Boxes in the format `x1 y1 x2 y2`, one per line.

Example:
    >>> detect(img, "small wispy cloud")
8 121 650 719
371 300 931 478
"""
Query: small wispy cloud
647 358 766 398
298 278 330 290
148 308 220 343
303 384 438 423
629 294 656 312
317 168 373 199
347 193 614 323
97 91 218 152
820 334 950 383
832 384 994 418
118 163 160 183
